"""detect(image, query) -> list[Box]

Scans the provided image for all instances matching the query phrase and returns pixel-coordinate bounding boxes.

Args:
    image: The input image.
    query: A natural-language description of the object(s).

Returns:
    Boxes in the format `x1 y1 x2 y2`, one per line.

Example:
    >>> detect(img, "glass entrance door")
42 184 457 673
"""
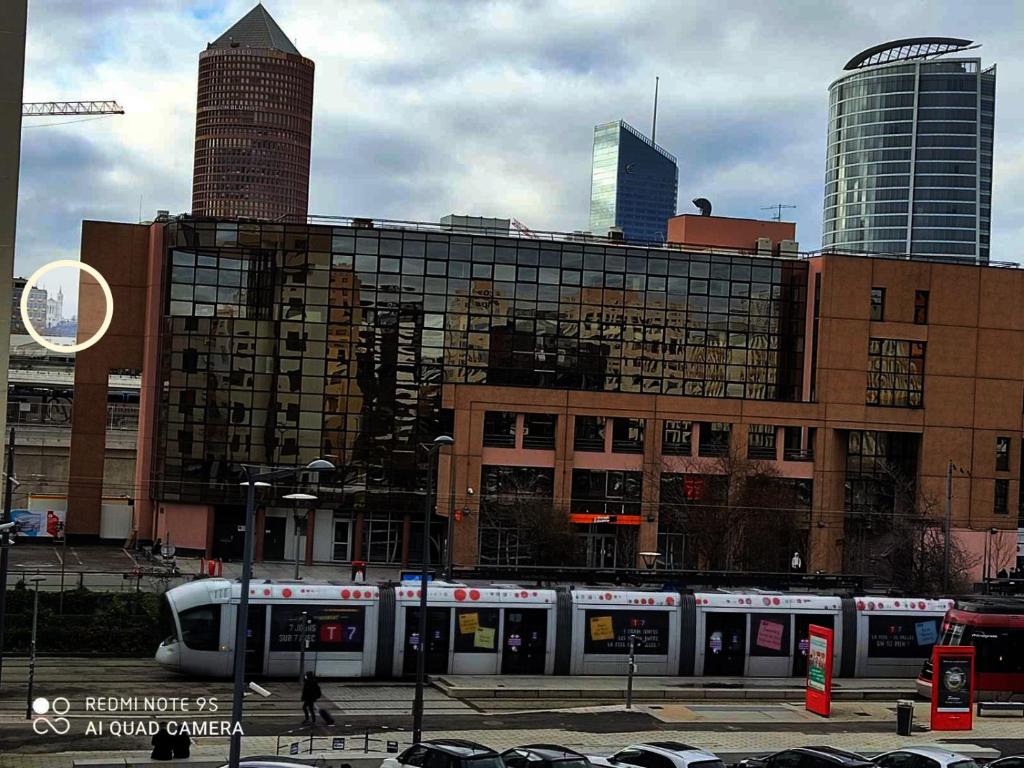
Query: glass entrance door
580 533 617 568
333 519 351 561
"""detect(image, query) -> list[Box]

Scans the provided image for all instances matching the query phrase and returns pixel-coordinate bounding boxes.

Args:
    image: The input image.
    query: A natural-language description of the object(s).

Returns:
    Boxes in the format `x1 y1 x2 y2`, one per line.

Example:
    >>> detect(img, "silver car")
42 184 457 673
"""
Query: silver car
873 747 981 768
589 742 725 768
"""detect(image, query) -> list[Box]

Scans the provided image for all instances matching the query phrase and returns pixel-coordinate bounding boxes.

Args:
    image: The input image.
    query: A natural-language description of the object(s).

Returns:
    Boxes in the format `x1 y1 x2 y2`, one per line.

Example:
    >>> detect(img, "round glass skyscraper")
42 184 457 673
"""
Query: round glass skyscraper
823 38 995 262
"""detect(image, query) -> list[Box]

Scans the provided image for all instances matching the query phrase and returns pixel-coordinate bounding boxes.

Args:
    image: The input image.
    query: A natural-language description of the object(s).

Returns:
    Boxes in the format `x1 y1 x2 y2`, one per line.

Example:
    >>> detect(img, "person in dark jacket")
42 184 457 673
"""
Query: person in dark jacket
171 731 191 759
301 671 321 724
150 721 174 761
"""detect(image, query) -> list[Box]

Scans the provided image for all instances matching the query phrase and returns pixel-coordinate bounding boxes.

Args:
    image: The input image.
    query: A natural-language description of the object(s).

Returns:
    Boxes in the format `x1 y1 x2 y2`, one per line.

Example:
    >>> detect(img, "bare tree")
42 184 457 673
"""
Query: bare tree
478 471 580 566
847 463 979 595
657 449 809 572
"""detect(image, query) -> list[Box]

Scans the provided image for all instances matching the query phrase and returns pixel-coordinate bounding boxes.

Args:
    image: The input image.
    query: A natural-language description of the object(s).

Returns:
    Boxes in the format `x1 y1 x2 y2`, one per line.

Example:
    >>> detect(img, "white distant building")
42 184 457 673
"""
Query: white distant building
46 286 63 329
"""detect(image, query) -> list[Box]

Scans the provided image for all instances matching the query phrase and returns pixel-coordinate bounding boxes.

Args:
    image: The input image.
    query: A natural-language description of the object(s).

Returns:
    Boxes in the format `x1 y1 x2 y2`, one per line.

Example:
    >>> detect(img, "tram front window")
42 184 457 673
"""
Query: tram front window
179 605 221 651
159 596 177 645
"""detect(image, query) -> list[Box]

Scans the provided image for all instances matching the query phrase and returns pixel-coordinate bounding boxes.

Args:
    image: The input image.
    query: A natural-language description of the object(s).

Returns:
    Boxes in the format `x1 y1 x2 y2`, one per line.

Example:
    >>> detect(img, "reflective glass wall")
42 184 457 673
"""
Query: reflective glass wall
824 57 995 261
155 220 807 506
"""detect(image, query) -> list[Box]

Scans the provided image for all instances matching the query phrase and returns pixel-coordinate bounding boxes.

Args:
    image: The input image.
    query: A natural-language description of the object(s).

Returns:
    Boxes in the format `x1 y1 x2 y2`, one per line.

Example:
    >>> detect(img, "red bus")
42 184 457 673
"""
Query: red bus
916 596 1024 698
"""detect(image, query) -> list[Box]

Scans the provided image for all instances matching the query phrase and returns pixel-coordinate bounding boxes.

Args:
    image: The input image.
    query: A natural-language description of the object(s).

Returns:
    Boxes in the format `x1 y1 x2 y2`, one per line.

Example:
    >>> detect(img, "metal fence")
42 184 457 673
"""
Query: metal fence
5 402 139 431
276 731 412 758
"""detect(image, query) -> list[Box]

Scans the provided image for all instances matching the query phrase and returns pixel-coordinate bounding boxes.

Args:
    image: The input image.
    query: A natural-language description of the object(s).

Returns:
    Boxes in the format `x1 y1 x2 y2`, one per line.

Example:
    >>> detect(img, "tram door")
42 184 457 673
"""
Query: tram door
792 614 834 677
703 613 746 676
403 607 451 675
245 605 267 675
501 609 547 674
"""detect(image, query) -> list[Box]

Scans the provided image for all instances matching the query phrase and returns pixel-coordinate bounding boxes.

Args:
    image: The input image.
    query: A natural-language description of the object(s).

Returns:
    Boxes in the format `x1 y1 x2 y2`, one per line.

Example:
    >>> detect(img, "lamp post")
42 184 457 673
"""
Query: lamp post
283 493 317 581
228 458 334 768
443 447 458 580
25 575 44 720
0 427 17 692
412 435 453 745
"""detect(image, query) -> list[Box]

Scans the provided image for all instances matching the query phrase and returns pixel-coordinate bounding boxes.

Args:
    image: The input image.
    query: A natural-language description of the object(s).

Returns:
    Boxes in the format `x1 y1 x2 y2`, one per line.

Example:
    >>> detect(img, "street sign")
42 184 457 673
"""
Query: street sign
387 740 399 753
930 645 975 730
332 737 346 750
805 624 833 717
289 742 300 755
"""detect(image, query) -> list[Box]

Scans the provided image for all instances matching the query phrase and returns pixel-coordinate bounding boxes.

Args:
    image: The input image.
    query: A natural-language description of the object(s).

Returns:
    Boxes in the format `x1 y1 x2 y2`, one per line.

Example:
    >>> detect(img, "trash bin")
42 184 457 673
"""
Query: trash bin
897 699 914 736
351 560 366 582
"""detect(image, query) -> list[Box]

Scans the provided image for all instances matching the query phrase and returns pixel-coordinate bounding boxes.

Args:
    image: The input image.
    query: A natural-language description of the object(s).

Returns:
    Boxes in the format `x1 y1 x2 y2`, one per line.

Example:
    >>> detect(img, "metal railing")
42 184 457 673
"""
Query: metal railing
5 403 139 431
276 731 411 757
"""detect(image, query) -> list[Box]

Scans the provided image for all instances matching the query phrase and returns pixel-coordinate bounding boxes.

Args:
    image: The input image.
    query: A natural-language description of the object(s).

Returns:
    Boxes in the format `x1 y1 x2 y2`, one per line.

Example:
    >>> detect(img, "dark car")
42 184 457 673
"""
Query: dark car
382 739 504 768
737 747 875 768
503 745 592 768
987 758 1024 768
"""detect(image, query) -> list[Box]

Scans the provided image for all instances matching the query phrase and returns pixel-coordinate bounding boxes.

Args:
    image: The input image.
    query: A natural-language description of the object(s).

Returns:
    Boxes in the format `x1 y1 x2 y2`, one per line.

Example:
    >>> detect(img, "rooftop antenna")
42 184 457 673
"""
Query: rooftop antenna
651 76 660 144
762 203 796 221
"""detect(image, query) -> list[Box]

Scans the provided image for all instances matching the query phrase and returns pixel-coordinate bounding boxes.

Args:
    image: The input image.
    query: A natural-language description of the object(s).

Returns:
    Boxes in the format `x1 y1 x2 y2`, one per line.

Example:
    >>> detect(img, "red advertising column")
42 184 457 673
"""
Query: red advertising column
805 624 834 717
930 645 975 731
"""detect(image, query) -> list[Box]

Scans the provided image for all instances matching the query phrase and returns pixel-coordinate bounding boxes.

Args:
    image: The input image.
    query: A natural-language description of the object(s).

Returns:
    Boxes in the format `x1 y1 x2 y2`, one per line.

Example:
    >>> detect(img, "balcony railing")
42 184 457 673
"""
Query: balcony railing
482 433 515 448
747 445 777 460
574 437 605 452
522 434 555 450
6 403 139 432
783 447 815 462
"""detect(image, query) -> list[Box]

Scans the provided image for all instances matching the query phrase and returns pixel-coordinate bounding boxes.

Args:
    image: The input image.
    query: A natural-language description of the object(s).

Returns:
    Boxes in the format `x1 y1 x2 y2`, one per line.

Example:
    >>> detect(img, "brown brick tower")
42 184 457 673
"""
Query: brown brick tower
191 4 314 221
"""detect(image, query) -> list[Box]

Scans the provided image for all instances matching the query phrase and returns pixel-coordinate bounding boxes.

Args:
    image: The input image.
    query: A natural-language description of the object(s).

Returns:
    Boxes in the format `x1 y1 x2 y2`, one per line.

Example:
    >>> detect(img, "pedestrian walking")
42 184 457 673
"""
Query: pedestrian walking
150 721 174 761
301 671 321 725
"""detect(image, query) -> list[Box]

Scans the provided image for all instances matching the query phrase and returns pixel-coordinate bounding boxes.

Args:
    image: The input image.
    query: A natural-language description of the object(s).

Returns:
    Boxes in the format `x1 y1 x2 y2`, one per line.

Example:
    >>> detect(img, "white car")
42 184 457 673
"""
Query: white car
874 747 981 768
589 742 725 768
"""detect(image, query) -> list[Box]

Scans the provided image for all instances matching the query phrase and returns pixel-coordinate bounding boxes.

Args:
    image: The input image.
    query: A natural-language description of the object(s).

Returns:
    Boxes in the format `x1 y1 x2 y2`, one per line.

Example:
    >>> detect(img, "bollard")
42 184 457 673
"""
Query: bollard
896 699 914 736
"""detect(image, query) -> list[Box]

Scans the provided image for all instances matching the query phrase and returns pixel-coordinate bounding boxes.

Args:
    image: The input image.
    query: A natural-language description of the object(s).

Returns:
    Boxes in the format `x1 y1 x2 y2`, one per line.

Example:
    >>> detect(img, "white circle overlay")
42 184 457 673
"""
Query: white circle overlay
20 259 114 353
32 697 49 715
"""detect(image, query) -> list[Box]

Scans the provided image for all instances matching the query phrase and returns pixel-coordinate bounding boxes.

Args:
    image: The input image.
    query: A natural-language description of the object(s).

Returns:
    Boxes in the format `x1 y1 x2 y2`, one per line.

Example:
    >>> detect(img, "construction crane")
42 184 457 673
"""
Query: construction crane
21 100 124 117
511 218 537 238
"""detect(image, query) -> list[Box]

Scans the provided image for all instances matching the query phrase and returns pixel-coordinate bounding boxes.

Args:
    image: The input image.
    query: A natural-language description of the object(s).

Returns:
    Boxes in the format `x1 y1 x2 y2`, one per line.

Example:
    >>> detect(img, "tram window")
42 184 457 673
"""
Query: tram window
179 605 220 651
269 604 365 653
583 610 670 655
453 607 500 653
160 596 177 644
973 628 1024 674
867 616 939 658
939 621 967 646
750 613 791 657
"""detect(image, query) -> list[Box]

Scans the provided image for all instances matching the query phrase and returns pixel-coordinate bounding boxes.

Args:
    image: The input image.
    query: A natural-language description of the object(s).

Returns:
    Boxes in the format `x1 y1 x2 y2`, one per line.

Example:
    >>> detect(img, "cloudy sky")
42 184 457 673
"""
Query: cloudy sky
16 0 1024 312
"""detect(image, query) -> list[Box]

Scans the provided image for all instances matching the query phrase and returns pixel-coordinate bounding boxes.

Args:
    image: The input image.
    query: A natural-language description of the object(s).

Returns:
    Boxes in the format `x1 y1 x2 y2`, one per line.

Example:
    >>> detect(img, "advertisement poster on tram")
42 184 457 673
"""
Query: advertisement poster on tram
930 645 974 731
805 624 833 717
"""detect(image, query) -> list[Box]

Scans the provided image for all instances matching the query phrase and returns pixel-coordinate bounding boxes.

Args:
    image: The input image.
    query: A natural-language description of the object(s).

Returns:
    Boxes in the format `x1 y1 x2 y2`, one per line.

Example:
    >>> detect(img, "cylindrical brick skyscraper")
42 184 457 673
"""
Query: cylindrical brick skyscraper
192 4 314 221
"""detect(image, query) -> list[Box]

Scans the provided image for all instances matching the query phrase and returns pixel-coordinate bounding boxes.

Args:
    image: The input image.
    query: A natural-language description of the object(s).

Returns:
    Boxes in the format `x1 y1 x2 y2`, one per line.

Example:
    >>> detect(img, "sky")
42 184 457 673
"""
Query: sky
16 0 1024 315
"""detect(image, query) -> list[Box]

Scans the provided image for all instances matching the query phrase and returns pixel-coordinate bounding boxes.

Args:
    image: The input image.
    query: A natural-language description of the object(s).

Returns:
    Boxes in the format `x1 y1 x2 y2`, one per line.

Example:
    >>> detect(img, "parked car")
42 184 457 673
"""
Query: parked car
986 758 1024 768
503 745 592 768
589 742 725 768
381 739 504 768
873 747 980 768
736 747 875 768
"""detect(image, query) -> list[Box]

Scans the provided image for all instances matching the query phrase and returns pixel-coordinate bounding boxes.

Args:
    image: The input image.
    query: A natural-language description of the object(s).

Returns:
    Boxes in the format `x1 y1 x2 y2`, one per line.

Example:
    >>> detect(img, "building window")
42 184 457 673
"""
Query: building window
574 415 606 452
483 411 516 448
870 287 885 321
571 469 642 517
996 437 1011 472
611 418 645 454
698 422 730 457
994 479 1009 515
866 338 925 408
914 290 929 325
662 420 692 456
522 413 556 450
747 424 777 460
783 426 815 461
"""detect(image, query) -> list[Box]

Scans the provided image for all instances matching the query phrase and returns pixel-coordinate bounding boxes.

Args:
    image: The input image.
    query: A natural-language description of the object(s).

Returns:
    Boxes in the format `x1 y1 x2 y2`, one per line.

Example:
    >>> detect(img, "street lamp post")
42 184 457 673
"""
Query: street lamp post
0 427 17 692
25 575 44 720
227 459 334 768
283 493 317 581
412 435 453 745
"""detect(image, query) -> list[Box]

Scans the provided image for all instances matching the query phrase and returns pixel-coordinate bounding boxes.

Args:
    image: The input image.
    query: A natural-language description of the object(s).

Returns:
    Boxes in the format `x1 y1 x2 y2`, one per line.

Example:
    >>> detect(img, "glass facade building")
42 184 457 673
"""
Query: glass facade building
823 39 995 261
589 121 679 243
154 219 807 555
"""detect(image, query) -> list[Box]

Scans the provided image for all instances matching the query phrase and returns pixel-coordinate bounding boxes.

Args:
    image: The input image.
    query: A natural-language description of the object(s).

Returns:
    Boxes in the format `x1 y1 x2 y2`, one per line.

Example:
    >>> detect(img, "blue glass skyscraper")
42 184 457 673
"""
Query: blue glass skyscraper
589 120 678 243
